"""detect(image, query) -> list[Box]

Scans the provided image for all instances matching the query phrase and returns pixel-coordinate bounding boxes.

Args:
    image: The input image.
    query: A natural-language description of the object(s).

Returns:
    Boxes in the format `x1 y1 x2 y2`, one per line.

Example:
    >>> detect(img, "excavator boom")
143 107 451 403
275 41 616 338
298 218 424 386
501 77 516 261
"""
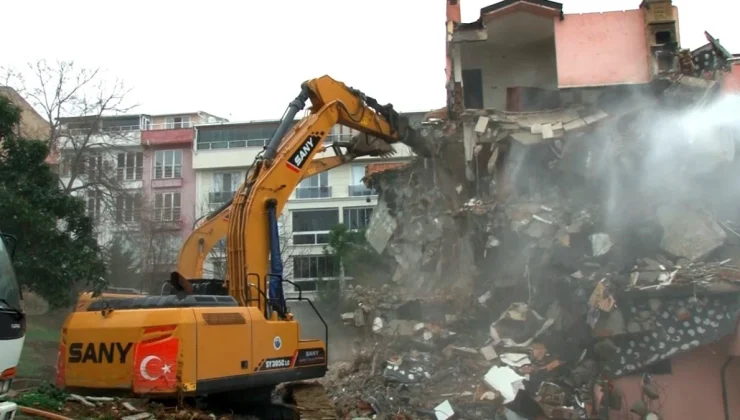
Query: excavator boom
176 156 368 281
227 75 417 312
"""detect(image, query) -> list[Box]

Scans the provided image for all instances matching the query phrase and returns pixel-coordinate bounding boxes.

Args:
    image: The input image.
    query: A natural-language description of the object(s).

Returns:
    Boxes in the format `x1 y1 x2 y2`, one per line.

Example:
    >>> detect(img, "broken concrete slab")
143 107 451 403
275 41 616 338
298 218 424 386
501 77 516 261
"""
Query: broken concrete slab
121 414 152 420
434 400 455 420
387 319 418 336
365 196 397 254
657 205 726 261
590 233 613 256
593 308 626 336
474 116 490 133
490 303 554 347
483 366 525 404
480 344 498 361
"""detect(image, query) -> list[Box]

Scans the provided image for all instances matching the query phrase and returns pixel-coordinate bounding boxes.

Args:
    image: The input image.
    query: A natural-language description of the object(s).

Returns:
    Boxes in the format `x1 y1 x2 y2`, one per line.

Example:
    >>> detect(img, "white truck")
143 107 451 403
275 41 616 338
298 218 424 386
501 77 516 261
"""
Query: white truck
0 232 23 419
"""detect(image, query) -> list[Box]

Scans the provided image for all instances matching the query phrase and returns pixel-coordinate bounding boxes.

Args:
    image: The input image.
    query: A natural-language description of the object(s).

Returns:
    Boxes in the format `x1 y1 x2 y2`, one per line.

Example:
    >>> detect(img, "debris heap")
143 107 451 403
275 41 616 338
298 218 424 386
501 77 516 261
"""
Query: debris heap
328 77 740 419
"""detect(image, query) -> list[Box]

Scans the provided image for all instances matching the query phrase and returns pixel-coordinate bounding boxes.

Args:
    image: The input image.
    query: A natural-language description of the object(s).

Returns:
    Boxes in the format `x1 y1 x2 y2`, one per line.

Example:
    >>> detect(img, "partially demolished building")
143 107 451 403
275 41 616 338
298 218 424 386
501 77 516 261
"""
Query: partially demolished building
332 1 740 419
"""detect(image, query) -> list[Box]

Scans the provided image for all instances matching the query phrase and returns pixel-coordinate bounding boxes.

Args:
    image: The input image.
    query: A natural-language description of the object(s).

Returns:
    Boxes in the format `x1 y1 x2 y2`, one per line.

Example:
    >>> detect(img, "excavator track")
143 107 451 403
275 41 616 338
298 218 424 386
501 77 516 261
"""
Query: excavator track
207 381 335 419
284 381 336 419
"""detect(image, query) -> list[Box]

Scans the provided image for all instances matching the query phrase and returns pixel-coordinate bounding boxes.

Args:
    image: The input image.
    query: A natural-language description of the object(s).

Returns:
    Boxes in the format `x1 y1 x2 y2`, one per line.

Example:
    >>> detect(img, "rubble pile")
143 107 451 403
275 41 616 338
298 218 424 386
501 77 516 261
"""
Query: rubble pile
10 388 225 420
330 79 740 418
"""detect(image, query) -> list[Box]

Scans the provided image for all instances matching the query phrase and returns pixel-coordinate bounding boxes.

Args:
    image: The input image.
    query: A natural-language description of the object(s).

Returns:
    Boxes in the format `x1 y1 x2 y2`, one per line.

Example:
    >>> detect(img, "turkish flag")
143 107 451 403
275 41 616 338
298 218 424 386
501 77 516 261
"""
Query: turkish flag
132 337 179 393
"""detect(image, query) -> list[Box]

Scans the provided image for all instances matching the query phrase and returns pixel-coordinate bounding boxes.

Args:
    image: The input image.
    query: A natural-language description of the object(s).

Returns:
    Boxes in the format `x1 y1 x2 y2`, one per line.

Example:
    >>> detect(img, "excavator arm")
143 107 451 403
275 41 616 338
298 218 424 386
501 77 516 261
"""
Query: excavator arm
226 75 419 312
176 155 368 280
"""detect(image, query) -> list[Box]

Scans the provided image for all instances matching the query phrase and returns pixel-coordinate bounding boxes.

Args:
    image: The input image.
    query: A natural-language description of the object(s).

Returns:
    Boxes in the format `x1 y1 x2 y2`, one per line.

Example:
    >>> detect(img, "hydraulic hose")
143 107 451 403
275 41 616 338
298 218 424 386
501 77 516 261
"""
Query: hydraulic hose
18 405 74 420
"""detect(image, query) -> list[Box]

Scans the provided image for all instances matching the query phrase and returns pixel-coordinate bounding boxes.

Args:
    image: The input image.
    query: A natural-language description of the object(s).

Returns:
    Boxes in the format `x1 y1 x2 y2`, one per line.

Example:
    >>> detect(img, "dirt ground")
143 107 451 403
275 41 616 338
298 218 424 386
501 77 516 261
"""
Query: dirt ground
287 382 337 419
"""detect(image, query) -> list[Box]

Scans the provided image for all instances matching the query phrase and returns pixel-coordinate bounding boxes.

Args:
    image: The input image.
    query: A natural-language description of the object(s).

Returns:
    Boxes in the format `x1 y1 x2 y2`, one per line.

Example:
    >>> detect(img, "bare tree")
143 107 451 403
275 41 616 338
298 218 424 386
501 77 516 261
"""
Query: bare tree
129 196 184 293
2 60 143 249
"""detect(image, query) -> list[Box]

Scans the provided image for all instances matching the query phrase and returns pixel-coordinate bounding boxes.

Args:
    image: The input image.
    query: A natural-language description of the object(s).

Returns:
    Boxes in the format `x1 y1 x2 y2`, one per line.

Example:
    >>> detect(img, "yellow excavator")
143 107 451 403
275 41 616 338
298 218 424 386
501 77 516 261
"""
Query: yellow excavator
74 165 329 312
56 76 422 408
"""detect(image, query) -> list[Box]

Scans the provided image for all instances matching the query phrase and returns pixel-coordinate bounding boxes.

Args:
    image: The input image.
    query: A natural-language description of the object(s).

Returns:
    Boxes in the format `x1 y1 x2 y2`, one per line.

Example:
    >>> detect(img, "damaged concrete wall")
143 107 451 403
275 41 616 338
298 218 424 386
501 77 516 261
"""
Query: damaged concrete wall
722 62 740 93
341 75 740 419
554 10 651 87
459 39 558 109
602 336 740 420
366 140 477 299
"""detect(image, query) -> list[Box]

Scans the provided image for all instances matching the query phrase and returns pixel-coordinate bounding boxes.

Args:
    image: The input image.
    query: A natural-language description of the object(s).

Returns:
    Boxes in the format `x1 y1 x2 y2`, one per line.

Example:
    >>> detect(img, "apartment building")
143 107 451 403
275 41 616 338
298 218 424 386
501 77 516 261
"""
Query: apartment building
58 113 149 249
446 0 681 114
57 111 226 283
0 86 55 166
0 86 50 142
193 111 428 295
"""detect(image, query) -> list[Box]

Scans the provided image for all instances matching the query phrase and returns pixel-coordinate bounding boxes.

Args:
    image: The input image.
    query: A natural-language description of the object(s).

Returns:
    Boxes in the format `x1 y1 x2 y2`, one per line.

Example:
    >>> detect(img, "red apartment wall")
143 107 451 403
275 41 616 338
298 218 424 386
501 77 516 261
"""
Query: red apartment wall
142 141 196 240
554 10 652 88
722 63 740 93
596 334 740 419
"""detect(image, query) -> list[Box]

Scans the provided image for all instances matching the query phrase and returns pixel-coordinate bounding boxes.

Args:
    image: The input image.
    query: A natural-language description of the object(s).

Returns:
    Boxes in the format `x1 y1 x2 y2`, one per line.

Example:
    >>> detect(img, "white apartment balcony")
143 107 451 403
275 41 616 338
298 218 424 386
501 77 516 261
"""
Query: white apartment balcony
348 184 377 197
294 186 332 200
58 129 142 148
193 133 369 170
193 147 262 170
145 121 196 130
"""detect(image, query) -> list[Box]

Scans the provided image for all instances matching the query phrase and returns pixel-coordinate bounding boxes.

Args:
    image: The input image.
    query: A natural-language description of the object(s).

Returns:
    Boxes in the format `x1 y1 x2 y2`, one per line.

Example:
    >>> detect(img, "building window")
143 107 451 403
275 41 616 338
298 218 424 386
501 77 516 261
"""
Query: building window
154 234 181 264
62 153 105 178
292 208 338 245
60 154 76 177
327 125 354 144
210 172 240 205
117 151 143 181
195 121 297 150
85 190 102 220
343 207 373 230
102 116 141 132
293 255 339 279
82 153 105 180
348 165 375 196
462 69 484 109
154 192 181 222
295 172 330 199
165 116 191 129
116 192 142 223
154 150 183 179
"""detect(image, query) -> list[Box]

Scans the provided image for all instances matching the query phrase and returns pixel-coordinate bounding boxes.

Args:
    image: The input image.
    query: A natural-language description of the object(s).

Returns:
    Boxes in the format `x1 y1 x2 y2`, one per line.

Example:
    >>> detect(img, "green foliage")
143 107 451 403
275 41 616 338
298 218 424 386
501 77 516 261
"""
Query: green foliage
323 223 393 288
0 96 106 307
11 383 68 411
105 235 141 288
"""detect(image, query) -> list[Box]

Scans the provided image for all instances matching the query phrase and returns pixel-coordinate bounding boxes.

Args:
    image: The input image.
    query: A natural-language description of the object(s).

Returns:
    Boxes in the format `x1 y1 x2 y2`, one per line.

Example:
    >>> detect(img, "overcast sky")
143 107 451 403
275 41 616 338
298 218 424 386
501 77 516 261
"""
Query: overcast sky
4 0 737 121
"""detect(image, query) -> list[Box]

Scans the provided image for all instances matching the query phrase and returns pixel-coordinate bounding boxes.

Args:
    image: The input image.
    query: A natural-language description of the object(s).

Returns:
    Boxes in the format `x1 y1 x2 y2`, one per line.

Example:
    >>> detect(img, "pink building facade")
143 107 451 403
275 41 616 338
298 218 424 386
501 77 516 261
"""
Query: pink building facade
722 62 740 93
141 126 196 240
139 112 226 277
446 0 680 113
597 331 740 420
